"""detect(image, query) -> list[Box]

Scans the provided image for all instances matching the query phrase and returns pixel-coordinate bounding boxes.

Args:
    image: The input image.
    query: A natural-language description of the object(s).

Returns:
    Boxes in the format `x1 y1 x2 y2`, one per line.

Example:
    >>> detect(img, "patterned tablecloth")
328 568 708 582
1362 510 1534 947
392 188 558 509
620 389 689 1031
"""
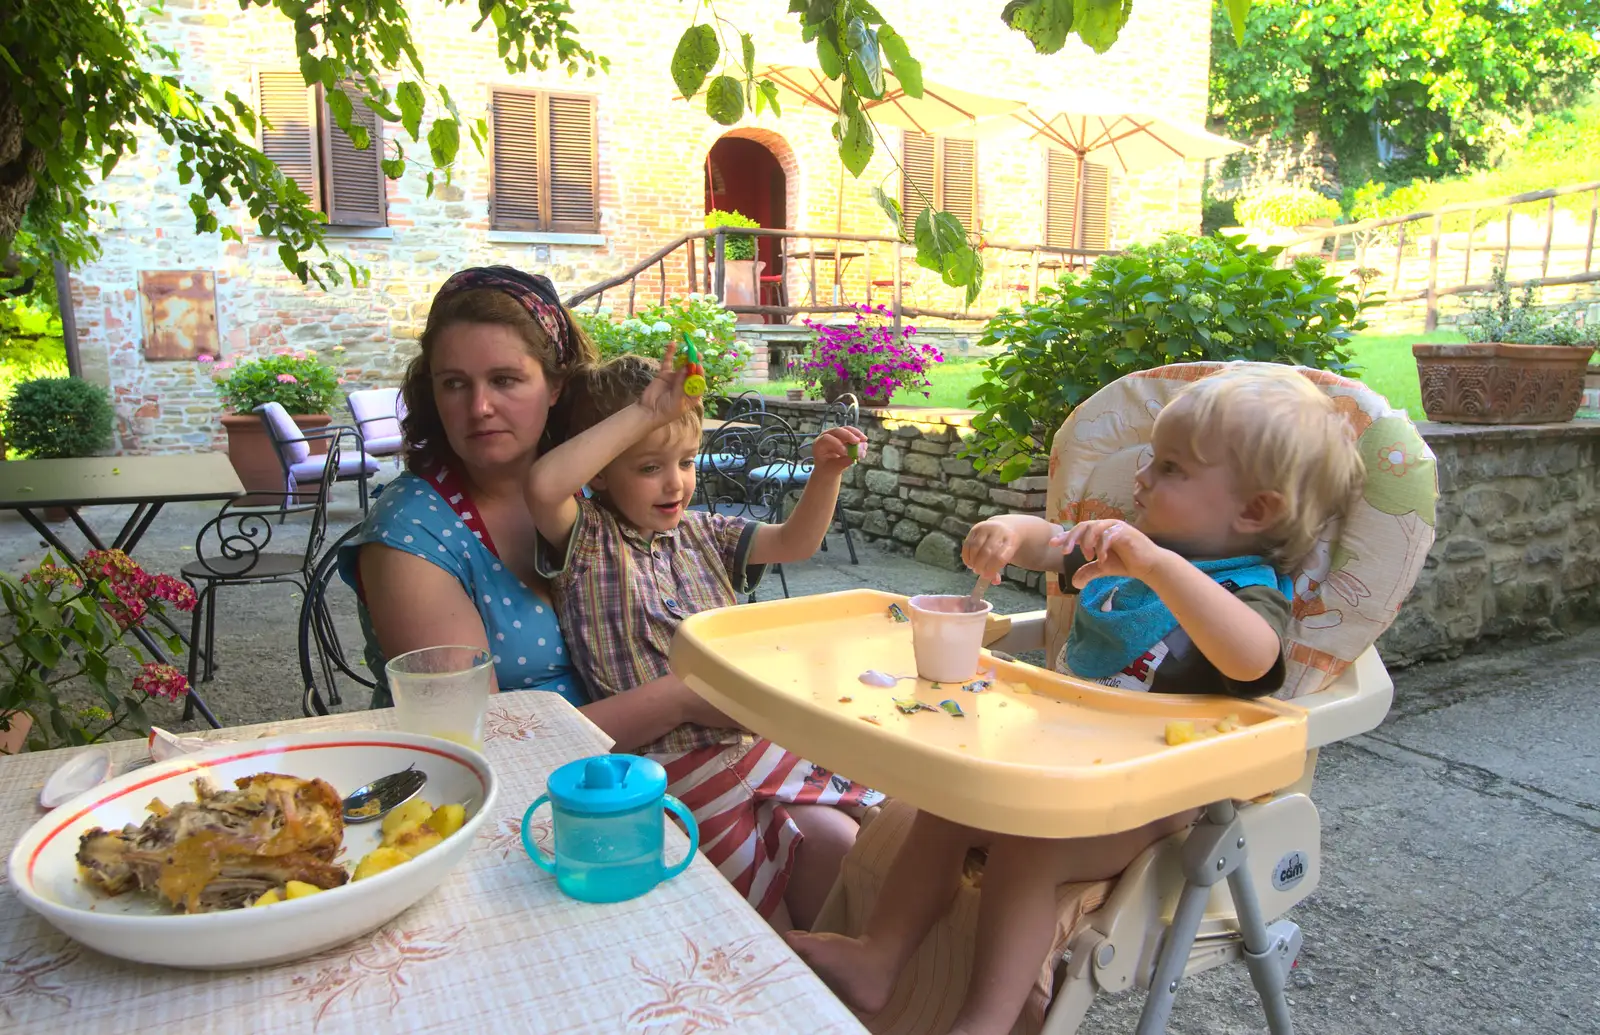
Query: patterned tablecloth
0 694 867 1034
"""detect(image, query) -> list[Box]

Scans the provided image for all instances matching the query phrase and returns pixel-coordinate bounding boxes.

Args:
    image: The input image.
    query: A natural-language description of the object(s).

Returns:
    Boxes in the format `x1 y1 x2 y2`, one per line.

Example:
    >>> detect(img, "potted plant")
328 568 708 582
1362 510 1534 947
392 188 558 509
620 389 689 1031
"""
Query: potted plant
209 349 341 497
2 550 196 753
798 305 944 407
705 209 764 323
2 376 115 520
1413 262 1597 424
573 295 750 395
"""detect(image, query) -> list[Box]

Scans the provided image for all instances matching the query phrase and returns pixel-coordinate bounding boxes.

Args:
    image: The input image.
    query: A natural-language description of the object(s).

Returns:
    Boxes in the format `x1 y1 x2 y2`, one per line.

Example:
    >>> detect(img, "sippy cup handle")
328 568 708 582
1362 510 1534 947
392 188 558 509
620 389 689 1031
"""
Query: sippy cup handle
521 794 556 874
660 793 699 881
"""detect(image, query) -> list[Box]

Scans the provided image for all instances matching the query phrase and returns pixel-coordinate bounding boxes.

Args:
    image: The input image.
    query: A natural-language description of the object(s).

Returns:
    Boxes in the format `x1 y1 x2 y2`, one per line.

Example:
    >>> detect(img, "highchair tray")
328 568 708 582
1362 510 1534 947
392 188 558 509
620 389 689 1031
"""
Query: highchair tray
670 589 1309 838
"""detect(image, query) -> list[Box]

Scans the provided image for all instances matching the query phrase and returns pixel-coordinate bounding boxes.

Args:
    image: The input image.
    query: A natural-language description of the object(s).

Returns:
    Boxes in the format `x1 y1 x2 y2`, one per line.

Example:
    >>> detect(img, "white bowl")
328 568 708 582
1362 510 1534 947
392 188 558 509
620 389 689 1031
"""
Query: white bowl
6 730 497 970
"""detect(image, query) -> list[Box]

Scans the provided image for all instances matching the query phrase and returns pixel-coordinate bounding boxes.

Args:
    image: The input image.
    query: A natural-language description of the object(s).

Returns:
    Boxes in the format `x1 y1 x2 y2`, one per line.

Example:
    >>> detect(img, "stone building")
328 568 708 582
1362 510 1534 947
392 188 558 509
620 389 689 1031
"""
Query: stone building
71 0 1214 451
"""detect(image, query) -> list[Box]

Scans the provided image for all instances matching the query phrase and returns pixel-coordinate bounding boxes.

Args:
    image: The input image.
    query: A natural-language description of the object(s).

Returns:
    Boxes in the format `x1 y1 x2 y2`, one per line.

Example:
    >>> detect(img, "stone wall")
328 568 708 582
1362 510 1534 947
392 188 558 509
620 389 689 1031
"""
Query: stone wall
69 0 1215 453
762 399 1600 666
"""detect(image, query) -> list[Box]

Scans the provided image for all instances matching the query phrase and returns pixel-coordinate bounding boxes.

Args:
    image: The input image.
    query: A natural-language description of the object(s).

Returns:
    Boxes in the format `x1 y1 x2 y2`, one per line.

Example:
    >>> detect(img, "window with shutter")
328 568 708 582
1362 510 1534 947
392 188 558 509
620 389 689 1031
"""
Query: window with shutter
938 137 977 235
491 89 599 233
1044 149 1111 250
257 71 321 211
900 131 936 238
320 84 387 227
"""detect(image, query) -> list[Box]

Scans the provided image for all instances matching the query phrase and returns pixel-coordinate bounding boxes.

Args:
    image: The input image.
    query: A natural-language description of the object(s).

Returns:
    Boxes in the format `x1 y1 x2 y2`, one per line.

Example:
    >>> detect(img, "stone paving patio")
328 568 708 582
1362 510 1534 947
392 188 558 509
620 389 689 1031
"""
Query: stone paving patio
2 481 1596 1033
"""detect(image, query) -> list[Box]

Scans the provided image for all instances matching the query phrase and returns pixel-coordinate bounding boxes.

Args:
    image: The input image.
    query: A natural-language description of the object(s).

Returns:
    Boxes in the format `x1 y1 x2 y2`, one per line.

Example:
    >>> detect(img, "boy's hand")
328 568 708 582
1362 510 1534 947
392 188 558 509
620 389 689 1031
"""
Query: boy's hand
812 426 867 474
638 342 693 426
1052 519 1170 588
962 518 1020 585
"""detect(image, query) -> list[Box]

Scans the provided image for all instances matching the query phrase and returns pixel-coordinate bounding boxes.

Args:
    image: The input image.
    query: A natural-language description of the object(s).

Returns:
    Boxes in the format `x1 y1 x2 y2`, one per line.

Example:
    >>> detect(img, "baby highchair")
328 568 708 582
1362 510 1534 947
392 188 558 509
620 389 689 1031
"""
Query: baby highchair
809 361 1439 1035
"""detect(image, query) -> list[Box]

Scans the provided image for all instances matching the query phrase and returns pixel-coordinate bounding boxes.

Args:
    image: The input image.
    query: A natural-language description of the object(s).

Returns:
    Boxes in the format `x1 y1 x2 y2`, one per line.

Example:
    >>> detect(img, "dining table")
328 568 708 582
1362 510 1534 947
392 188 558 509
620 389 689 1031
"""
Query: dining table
0 454 245 729
0 692 867 1034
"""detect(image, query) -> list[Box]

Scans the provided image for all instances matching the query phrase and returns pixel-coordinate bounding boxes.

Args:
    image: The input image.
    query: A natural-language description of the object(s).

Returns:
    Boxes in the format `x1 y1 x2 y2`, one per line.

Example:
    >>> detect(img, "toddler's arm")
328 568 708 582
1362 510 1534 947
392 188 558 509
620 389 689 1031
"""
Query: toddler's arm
748 426 868 565
962 514 1066 583
524 346 690 551
1059 521 1281 683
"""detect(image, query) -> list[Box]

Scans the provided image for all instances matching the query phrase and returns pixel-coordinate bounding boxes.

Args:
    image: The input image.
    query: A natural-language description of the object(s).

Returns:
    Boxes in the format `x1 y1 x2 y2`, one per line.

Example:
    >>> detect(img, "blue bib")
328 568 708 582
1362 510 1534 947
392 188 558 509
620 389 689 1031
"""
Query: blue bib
1064 555 1293 680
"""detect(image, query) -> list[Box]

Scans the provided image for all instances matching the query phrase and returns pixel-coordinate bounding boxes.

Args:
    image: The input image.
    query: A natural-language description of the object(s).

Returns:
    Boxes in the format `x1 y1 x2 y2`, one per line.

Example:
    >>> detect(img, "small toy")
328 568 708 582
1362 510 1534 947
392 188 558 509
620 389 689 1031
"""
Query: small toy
847 442 859 462
960 679 991 694
939 699 965 718
887 603 909 623
675 334 707 397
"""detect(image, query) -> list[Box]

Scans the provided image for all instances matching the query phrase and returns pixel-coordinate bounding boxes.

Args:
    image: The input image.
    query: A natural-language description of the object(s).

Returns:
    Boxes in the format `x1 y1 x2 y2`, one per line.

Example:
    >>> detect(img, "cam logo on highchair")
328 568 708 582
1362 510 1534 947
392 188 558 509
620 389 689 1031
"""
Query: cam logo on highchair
1272 851 1308 891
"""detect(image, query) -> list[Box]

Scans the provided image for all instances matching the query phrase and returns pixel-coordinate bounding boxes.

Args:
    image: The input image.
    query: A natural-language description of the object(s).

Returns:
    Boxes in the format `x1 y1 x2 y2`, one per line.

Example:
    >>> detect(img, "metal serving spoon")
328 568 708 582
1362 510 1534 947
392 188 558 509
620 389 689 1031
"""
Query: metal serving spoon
342 765 428 824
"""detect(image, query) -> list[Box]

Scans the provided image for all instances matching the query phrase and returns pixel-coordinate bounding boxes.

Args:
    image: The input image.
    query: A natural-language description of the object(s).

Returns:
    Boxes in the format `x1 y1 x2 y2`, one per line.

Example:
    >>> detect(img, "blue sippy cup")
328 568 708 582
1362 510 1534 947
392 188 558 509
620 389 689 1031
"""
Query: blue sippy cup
522 754 699 903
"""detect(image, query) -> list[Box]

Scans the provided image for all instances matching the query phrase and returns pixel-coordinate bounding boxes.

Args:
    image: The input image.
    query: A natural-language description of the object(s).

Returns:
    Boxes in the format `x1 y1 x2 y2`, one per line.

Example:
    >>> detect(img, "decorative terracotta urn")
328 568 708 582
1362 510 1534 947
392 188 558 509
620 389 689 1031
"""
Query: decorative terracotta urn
1412 343 1595 424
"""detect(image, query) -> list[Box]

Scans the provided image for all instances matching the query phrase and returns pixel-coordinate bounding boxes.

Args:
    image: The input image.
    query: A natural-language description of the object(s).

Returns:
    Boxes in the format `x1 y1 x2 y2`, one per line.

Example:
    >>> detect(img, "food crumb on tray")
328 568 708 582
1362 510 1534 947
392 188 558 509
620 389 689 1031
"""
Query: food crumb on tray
1164 714 1243 745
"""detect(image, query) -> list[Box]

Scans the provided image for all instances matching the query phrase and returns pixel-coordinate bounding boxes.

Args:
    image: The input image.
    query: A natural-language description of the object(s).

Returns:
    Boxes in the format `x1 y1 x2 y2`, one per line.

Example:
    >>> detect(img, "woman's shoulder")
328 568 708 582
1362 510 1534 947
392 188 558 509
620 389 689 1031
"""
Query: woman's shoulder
341 471 477 579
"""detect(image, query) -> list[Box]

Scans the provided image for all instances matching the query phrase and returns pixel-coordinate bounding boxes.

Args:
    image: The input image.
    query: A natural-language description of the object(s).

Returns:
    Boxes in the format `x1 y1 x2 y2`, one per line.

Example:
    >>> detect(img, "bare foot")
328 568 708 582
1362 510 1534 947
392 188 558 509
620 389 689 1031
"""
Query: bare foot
784 931 896 1016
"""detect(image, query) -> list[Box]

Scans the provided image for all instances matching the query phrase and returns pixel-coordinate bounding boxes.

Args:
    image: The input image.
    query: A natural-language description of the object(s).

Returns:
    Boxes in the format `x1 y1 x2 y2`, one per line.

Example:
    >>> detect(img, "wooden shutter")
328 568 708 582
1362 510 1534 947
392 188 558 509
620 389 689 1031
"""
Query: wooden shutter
900 131 936 238
1044 149 1111 250
491 88 543 231
545 93 599 233
937 137 977 235
321 85 387 227
257 70 320 211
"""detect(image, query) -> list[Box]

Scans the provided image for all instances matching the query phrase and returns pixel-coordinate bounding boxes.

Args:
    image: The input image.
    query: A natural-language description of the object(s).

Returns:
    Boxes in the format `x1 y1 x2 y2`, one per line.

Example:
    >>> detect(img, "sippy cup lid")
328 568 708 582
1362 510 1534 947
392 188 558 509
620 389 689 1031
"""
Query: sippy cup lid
544 754 668 816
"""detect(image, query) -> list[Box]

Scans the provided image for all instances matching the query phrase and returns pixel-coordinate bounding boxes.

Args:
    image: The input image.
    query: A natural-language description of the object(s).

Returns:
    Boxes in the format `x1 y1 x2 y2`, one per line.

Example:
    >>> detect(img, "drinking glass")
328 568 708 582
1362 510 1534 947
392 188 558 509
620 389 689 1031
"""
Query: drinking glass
385 646 493 749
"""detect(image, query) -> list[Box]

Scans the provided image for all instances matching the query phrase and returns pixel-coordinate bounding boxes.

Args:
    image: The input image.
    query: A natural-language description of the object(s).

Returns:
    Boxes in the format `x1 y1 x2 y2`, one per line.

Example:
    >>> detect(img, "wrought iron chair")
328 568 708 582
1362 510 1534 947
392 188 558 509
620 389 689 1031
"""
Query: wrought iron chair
299 524 377 717
345 387 406 471
694 412 807 601
179 433 341 718
745 393 860 564
256 401 379 516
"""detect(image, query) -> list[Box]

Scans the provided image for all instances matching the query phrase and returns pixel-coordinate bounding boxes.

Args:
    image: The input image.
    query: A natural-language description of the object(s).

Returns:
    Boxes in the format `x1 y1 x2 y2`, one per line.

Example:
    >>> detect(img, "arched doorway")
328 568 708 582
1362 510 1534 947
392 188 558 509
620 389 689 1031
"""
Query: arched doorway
705 132 794 322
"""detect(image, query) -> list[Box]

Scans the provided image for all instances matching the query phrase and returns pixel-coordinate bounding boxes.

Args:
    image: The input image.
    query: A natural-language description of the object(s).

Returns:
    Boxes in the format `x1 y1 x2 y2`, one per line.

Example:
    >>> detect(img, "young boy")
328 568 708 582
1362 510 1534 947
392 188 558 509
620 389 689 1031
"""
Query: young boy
523 347 883 930
788 366 1365 1035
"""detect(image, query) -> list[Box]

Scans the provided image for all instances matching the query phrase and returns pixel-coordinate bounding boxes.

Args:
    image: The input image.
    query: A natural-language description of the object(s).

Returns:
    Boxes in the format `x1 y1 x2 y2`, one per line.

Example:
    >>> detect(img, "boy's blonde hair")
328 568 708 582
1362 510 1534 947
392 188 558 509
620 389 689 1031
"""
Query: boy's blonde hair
1157 366 1365 568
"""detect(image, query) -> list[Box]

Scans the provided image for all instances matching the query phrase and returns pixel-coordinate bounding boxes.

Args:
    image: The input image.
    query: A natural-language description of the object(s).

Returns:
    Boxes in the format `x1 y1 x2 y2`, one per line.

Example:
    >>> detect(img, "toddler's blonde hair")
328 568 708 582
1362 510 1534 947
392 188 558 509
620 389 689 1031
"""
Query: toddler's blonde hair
1156 366 1365 568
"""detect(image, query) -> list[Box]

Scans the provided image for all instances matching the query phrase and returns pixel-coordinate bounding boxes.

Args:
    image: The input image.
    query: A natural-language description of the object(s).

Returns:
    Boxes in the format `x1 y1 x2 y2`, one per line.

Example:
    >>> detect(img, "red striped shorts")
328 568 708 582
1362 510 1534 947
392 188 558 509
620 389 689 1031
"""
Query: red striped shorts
658 739 885 919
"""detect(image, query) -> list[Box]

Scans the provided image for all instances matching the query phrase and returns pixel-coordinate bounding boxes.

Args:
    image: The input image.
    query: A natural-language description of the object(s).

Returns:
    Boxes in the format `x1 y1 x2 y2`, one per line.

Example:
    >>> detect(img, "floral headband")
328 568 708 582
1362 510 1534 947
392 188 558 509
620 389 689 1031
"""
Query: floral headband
432 266 579 366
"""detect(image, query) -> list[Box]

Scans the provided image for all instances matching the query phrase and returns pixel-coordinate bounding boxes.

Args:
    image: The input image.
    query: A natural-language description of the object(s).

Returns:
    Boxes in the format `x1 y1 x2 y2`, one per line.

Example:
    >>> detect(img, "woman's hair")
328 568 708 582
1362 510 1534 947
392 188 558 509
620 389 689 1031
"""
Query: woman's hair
1158 366 1366 568
561 353 704 441
400 286 597 475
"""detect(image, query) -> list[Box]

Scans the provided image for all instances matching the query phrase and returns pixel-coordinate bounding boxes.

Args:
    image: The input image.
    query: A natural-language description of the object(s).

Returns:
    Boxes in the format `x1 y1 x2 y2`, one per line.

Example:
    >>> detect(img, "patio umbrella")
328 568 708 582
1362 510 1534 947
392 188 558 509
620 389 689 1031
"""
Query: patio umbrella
957 108 1247 249
758 65 1026 136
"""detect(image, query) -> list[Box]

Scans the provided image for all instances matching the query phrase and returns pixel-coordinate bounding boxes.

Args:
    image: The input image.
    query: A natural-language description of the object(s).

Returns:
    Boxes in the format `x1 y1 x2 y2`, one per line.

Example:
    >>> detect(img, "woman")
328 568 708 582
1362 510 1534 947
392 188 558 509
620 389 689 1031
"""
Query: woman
342 266 862 928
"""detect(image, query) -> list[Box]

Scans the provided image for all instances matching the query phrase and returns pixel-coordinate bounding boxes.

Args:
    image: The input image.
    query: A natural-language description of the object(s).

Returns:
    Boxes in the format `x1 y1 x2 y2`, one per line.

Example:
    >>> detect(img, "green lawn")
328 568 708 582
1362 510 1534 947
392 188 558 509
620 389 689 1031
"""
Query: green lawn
755 329 1463 416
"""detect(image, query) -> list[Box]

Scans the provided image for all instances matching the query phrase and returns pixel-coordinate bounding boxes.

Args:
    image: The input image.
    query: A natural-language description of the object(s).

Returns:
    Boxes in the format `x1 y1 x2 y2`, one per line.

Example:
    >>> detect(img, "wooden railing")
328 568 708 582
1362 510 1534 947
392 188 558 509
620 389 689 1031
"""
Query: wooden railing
565 227 1115 330
1277 180 1600 329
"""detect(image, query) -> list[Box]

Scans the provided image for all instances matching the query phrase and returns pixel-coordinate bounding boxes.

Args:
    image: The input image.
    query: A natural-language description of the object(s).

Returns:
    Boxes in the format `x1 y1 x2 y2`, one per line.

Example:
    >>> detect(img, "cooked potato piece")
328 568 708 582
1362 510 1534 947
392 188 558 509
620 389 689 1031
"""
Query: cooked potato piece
379 799 434 842
252 888 282 907
391 826 443 858
353 846 412 881
284 880 323 899
1165 721 1196 746
424 803 465 839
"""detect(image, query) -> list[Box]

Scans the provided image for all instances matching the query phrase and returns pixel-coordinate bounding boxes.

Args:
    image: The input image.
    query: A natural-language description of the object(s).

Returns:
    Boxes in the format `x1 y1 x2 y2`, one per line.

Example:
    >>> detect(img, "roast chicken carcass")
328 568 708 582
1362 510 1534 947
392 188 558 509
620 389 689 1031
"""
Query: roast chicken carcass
76 772 349 912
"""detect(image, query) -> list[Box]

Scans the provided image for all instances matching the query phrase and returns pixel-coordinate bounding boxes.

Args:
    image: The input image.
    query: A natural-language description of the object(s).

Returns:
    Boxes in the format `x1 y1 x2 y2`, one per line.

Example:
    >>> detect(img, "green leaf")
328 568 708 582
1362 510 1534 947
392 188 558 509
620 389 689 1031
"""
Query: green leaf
326 86 354 133
1225 0 1251 46
844 17 885 99
1001 0 1073 55
741 32 756 74
836 104 872 176
671 24 719 100
381 157 405 179
914 208 967 276
756 79 782 118
706 76 745 126
427 117 460 167
877 26 922 98
870 185 903 233
396 81 425 139
816 35 844 80
1073 0 1133 54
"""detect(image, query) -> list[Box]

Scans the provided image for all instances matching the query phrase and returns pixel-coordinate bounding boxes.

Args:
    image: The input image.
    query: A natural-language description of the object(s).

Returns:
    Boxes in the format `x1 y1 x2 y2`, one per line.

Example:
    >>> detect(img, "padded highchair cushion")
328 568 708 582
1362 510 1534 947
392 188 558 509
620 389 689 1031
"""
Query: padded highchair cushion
1045 362 1438 698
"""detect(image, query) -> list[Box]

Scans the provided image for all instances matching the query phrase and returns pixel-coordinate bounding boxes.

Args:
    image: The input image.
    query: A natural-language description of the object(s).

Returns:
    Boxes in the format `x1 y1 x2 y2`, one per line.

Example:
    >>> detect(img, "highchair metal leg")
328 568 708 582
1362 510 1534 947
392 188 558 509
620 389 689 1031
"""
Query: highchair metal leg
1134 800 1298 1035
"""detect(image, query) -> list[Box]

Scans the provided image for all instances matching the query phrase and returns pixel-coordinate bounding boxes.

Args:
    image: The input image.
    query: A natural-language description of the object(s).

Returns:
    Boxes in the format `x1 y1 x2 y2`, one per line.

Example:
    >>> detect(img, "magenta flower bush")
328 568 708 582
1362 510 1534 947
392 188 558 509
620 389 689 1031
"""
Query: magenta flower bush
798 305 943 402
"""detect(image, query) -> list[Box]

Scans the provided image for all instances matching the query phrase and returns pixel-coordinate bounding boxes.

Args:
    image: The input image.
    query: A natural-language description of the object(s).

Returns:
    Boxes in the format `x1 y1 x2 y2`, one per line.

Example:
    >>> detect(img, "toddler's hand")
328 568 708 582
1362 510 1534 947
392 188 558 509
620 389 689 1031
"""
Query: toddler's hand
812 426 867 473
1052 519 1167 588
962 518 1019 585
639 343 693 426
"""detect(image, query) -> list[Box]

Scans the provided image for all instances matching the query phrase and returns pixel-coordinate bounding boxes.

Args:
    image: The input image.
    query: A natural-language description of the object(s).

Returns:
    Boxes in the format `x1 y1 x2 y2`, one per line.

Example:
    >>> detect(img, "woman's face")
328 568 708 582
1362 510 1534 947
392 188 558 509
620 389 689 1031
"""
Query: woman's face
430 322 560 473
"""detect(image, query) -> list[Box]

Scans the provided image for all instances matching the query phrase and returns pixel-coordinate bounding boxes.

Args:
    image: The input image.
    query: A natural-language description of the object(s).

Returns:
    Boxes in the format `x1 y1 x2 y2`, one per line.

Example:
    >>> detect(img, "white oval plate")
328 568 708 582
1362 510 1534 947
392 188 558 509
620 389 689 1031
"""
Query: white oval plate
7 730 497 970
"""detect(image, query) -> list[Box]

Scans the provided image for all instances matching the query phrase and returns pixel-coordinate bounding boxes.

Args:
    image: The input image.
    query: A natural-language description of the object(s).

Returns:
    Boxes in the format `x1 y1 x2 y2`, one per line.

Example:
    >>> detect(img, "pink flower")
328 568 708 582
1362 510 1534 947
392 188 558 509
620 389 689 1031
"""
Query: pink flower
133 663 190 702
273 347 292 355
196 354 214 363
212 361 233 372
277 373 298 384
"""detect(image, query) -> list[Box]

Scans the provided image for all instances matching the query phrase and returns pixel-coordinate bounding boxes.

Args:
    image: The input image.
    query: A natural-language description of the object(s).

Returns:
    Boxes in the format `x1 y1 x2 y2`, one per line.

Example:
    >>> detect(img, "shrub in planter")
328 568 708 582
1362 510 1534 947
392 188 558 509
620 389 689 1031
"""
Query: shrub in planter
575 295 750 395
3 376 114 458
704 209 759 260
967 233 1370 481
211 350 342 415
1236 185 1342 229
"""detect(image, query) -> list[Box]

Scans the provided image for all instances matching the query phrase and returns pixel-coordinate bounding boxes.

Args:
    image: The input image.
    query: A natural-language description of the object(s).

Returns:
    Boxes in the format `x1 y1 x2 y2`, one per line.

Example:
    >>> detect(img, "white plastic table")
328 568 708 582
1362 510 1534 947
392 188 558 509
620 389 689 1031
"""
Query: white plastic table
0 693 866 1033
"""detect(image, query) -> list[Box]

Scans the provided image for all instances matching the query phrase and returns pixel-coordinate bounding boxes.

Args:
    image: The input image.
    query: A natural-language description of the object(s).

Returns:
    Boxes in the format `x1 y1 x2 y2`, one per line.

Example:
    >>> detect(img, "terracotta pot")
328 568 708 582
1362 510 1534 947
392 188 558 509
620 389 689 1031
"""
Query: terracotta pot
721 259 767 325
822 378 892 408
1412 343 1597 424
785 388 805 402
1 710 33 754
221 412 333 505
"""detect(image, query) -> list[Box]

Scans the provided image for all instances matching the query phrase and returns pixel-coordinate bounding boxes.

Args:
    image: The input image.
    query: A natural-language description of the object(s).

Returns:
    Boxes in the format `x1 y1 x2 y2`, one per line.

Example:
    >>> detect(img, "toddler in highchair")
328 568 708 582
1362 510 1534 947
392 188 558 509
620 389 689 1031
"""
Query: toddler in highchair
788 366 1365 1035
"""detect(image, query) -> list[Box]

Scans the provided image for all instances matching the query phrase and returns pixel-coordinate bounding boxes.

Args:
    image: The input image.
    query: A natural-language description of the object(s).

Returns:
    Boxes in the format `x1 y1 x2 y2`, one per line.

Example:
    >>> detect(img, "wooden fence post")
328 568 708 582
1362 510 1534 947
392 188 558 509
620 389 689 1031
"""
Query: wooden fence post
713 231 726 303
1425 213 1442 332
